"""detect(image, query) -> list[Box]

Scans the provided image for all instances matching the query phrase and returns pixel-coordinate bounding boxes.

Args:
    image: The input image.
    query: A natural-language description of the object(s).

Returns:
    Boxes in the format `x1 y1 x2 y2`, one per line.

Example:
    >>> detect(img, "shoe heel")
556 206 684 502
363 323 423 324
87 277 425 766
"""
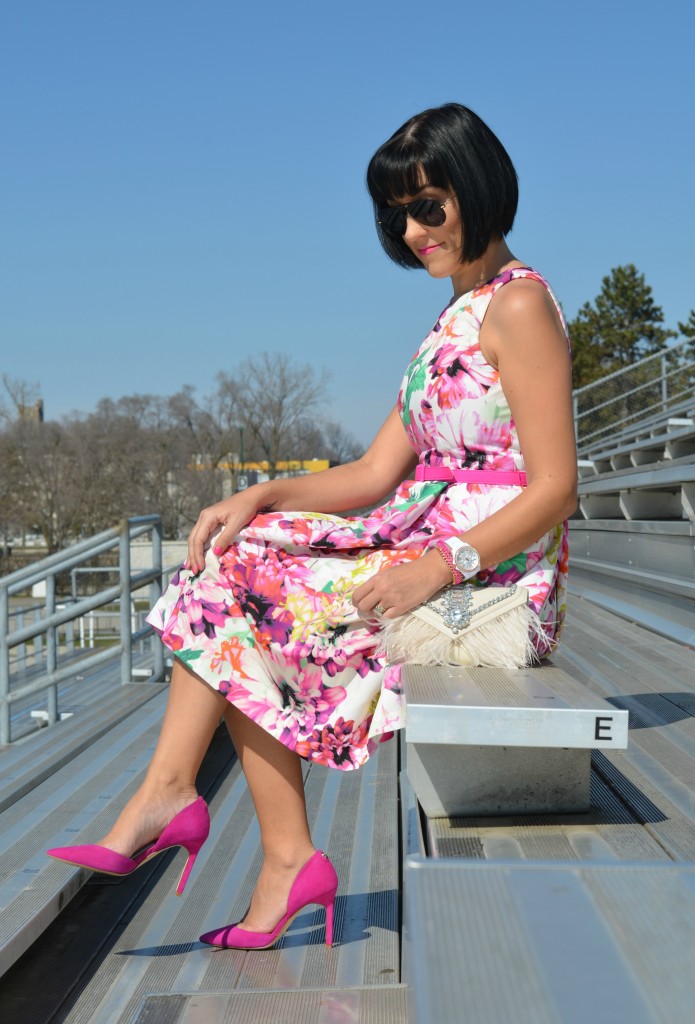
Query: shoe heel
176 849 199 896
323 897 335 947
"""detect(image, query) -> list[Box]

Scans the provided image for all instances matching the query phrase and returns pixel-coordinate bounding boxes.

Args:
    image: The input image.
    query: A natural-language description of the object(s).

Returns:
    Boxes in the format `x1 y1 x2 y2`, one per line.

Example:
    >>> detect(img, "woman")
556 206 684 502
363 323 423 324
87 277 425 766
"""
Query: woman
48 103 577 949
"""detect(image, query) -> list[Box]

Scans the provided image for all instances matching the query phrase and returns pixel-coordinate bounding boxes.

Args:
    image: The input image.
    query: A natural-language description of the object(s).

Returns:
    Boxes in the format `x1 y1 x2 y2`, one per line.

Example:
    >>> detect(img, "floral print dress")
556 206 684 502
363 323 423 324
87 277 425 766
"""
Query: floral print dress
147 267 570 771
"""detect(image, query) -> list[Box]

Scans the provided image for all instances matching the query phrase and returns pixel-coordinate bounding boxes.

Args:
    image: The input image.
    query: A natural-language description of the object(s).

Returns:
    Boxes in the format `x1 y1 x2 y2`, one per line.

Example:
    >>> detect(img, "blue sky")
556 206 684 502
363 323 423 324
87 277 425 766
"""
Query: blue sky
2 0 694 445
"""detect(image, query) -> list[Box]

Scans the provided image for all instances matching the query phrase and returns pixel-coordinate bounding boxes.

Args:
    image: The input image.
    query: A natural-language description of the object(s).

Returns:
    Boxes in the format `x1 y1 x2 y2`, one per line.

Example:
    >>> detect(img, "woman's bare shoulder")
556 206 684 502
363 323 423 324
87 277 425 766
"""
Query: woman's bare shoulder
482 274 566 367
487 274 559 327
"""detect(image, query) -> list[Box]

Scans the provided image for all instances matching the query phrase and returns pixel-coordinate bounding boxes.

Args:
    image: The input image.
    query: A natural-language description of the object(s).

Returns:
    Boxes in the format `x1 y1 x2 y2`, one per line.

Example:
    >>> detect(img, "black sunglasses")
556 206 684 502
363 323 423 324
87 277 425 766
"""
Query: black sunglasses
377 196 452 238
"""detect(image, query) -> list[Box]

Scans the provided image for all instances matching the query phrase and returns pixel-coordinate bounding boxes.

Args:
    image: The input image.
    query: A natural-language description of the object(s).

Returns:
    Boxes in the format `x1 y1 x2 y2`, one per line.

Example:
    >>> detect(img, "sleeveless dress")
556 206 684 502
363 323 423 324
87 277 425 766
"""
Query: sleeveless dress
147 267 570 771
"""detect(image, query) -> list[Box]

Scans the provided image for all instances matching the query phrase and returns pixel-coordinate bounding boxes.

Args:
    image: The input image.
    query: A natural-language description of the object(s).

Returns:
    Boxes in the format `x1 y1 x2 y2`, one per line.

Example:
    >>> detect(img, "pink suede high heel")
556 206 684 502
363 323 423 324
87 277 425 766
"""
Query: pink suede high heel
199 849 338 950
46 796 210 896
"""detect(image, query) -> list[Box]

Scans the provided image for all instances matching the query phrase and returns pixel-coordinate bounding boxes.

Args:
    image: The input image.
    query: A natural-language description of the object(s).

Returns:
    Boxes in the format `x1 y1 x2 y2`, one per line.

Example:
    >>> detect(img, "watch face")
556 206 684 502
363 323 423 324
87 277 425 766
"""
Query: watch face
454 544 480 573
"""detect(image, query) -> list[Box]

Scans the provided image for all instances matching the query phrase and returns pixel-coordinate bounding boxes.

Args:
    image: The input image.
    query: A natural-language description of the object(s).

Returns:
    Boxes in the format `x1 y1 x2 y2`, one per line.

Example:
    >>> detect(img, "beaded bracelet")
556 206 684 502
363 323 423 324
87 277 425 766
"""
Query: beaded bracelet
435 540 464 586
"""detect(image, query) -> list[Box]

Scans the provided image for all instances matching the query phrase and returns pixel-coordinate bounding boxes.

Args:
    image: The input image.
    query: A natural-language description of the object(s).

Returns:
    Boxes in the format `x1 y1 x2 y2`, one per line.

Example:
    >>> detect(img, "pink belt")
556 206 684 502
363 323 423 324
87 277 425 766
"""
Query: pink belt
415 464 527 486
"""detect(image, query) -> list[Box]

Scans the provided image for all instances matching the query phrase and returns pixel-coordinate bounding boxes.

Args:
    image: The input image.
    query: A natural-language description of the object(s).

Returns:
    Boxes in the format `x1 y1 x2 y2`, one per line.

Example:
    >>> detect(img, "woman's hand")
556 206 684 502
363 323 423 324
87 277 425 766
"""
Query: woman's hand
186 487 271 573
352 549 452 619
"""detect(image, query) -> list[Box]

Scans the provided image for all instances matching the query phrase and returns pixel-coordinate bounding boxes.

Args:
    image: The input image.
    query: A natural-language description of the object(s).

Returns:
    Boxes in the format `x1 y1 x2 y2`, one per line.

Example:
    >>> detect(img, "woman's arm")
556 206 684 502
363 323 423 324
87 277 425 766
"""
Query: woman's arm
353 278 577 616
187 404 417 571
260 405 418 513
455 277 578 561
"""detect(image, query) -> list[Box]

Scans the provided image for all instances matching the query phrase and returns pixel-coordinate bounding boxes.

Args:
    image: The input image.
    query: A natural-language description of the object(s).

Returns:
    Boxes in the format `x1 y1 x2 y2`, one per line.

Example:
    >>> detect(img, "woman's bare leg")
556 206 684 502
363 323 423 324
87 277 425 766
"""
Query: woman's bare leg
99 659 317 929
223 703 316 932
100 659 228 856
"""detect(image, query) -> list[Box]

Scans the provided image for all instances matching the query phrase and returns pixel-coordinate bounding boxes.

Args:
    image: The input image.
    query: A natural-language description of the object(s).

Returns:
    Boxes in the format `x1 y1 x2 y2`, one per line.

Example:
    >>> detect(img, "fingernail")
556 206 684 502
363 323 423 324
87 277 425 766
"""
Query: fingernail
213 545 222 556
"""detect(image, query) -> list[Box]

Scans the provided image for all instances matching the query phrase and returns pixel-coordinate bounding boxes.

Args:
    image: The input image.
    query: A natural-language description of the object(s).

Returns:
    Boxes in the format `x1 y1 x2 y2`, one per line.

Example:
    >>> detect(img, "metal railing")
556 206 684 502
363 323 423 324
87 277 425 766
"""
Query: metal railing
0 516 166 744
574 341 695 454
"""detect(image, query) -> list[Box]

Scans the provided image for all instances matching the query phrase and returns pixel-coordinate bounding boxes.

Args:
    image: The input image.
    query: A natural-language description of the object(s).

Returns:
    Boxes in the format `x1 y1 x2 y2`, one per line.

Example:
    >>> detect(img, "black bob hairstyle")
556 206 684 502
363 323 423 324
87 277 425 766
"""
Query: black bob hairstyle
366 103 518 268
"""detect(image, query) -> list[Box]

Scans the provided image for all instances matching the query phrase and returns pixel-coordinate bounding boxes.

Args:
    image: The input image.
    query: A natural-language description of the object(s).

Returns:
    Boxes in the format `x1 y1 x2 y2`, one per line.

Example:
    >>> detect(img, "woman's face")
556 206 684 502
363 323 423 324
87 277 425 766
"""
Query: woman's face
391 183 463 279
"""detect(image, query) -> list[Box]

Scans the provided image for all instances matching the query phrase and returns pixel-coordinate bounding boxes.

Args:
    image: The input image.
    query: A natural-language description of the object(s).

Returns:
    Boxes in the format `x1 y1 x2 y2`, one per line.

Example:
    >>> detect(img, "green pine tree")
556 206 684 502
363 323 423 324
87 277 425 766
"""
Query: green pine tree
569 264 676 389
677 310 695 356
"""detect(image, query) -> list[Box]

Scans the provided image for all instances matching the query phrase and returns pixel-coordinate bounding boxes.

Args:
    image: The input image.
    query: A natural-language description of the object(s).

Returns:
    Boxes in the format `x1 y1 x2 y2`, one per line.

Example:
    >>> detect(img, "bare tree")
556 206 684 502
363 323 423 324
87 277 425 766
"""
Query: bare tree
2 418 80 552
0 355 365 552
74 396 221 538
322 419 364 464
168 386 238 494
216 353 328 478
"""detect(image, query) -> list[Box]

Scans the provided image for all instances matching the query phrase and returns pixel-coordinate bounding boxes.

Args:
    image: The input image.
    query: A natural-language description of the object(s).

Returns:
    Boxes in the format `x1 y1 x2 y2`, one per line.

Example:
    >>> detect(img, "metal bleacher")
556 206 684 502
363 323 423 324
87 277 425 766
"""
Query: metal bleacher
399 370 695 1022
571 414 695 645
1 364 695 1023
0 690 406 1023
3 592 694 1024
587 419 695 471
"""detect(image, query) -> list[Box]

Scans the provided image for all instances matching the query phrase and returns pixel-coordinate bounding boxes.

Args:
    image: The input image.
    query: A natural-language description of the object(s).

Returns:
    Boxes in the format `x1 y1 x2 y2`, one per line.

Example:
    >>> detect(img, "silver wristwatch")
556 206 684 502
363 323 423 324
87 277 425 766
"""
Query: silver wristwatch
443 538 481 578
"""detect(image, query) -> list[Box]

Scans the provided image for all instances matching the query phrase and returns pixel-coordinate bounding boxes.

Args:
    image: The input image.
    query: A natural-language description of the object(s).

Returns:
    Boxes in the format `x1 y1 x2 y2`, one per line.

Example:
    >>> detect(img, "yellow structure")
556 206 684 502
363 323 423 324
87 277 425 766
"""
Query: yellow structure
221 459 330 474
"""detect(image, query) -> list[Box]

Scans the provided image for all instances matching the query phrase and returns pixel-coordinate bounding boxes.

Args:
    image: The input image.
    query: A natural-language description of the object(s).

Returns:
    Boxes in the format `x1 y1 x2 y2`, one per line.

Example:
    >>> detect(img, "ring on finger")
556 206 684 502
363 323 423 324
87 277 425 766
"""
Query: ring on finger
374 603 385 615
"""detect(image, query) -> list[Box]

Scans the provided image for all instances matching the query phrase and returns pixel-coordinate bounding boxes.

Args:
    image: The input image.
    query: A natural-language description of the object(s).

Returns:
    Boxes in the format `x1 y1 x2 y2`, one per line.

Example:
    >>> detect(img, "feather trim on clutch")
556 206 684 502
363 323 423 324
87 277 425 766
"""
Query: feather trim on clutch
377 583 541 669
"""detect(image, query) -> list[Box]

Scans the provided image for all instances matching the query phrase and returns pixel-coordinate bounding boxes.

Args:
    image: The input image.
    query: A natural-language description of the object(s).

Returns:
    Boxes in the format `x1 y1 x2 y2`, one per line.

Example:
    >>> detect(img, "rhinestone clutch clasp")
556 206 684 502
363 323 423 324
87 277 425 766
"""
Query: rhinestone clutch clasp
433 583 519 634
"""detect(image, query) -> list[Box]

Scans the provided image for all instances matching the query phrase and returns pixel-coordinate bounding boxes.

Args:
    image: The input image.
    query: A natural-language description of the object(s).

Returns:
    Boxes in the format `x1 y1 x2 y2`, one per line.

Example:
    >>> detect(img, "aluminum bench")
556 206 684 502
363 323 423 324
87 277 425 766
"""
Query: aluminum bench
577 457 695 520
577 395 695 457
418 597 695 863
587 418 695 473
403 663 628 818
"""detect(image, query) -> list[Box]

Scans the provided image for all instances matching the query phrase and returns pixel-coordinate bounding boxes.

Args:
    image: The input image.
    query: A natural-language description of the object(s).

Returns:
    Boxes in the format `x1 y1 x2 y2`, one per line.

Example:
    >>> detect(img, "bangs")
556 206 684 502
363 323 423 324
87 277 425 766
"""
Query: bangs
366 135 450 206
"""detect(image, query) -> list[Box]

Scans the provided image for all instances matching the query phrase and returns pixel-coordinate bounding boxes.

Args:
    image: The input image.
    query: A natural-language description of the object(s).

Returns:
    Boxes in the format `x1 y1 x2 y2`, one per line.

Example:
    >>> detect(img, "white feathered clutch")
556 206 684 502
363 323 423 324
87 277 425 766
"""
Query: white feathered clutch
377 583 540 669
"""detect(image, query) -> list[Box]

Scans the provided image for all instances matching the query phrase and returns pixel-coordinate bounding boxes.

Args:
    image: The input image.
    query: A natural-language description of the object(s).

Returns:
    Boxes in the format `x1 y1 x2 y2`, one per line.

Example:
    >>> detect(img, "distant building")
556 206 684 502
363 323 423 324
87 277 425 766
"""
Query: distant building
18 399 44 424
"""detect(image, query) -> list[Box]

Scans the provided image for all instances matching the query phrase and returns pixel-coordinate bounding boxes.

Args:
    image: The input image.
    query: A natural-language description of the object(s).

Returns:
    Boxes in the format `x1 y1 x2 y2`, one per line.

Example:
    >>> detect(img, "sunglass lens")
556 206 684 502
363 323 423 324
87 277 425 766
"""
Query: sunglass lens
409 198 447 227
378 206 406 237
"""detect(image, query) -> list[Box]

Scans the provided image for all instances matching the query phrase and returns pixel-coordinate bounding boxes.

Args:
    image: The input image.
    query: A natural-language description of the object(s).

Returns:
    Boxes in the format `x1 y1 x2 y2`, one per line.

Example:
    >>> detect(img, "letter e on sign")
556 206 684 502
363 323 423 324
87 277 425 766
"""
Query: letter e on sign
595 716 613 741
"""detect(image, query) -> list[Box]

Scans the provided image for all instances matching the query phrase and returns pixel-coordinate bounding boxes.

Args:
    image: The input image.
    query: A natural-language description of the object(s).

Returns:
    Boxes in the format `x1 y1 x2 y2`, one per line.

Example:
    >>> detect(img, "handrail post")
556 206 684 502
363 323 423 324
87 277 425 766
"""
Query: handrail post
46 574 58 725
120 519 132 686
151 518 165 682
661 354 668 411
0 585 10 744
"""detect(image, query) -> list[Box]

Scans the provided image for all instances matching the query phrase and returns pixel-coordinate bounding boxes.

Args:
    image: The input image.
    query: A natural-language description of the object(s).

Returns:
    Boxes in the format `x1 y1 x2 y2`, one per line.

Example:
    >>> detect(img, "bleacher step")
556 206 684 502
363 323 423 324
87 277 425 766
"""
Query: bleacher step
0 682 166 813
405 858 695 1024
0 692 172 977
131 986 408 1024
0 731 401 1023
